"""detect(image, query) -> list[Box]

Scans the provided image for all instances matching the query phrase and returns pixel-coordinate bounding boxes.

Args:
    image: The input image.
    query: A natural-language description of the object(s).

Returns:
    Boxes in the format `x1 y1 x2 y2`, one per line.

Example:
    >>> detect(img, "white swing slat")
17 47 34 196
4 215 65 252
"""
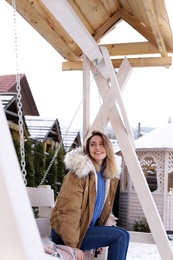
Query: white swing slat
27 186 54 237
27 186 54 208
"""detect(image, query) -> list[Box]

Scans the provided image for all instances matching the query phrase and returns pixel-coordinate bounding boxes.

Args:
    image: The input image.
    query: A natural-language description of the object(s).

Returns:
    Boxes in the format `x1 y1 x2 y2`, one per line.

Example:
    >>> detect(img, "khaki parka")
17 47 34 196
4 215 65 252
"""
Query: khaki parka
50 147 119 249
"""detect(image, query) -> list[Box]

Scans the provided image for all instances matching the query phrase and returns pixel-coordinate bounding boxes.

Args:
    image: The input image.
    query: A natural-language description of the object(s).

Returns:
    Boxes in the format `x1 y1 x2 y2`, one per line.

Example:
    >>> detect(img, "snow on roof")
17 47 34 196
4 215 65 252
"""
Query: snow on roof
0 92 16 108
25 116 58 140
135 122 173 149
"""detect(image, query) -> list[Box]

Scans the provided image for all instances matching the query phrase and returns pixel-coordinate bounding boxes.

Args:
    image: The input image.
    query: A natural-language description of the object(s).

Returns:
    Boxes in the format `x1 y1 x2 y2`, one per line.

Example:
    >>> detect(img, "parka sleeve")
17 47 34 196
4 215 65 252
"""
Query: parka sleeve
50 172 85 248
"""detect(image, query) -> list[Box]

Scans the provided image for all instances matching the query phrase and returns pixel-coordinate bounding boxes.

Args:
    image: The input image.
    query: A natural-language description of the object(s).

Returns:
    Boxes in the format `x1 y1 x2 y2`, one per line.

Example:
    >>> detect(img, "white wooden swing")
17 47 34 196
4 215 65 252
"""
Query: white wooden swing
1 0 173 259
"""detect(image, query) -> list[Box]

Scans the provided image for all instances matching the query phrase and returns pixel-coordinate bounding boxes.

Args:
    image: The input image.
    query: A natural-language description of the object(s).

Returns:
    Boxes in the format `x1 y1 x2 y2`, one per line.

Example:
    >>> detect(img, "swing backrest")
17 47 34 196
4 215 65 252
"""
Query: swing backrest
27 185 54 237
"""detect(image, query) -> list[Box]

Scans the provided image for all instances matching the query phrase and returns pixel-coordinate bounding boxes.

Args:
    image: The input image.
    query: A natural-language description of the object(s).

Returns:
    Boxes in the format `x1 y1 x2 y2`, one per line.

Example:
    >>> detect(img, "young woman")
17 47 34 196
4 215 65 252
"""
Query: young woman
50 130 130 260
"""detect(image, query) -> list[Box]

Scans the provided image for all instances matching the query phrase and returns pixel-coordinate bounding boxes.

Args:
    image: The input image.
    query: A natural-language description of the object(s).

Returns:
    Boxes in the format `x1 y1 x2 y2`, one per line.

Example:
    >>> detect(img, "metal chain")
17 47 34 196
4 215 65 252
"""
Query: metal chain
39 69 96 185
12 0 27 185
94 60 104 133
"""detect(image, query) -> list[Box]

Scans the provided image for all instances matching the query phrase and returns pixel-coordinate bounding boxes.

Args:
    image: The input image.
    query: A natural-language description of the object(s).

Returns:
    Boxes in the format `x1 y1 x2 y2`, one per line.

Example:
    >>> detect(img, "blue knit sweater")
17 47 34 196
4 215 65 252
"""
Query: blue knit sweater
90 170 105 227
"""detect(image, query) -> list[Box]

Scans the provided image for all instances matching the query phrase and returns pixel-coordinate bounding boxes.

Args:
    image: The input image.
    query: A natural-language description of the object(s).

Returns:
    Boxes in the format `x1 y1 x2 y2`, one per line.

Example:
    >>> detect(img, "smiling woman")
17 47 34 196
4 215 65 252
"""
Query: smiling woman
50 130 129 260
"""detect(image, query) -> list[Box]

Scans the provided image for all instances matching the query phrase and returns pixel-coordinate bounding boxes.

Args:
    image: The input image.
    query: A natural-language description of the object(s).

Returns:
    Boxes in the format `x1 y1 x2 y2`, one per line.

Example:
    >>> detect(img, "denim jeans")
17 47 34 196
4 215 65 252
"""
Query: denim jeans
51 226 130 260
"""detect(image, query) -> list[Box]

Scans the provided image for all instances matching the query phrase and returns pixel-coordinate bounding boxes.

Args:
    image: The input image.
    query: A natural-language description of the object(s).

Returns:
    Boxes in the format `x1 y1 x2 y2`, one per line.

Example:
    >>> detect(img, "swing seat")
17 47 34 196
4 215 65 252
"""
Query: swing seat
26 185 156 260
27 185 93 259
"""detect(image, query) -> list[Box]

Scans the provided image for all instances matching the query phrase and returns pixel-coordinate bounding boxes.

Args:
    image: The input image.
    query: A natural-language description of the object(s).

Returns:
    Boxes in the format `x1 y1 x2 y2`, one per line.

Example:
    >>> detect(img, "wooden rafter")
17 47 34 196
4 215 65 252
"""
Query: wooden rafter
121 9 157 47
93 10 122 41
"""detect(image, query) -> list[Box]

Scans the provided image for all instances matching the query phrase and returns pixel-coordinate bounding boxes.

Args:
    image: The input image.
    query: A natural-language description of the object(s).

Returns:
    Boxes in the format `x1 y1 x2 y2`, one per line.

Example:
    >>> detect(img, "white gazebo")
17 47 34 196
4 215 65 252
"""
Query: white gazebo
119 120 173 231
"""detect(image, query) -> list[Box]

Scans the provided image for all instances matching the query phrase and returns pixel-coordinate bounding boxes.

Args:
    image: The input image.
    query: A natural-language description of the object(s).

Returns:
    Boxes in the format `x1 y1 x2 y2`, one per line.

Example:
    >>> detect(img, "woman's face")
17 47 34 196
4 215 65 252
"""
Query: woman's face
89 135 106 165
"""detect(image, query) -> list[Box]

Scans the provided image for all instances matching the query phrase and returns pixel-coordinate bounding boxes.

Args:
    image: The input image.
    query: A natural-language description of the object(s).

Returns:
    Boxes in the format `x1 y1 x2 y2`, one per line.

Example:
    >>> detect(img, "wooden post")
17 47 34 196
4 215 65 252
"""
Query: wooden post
83 54 91 140
0 101 49 260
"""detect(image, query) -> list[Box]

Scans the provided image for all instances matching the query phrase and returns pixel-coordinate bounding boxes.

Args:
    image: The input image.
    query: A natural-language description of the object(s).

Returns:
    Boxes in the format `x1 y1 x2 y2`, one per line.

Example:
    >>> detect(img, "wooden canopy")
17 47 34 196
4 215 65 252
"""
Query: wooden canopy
6 0 173 70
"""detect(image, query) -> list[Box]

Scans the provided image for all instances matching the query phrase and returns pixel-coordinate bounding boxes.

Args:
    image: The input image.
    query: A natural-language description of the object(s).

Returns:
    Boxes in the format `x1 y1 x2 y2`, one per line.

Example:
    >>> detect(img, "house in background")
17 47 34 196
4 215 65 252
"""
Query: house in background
61 130 82 152
25 116 62 153
0 74 82 152
0 92 29 140
0 74 39 140
118 119 173 231
0 74 39 116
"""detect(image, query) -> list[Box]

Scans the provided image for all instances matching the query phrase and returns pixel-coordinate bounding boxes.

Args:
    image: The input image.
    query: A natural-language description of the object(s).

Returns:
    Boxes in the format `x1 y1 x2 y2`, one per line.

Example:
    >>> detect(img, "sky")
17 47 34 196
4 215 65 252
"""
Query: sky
0 0 173 131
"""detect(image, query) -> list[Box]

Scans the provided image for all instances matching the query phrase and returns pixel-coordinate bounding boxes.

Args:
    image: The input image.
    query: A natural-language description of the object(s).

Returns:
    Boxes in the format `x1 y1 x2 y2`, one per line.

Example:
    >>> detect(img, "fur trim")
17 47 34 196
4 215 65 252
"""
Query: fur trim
64 147 95 178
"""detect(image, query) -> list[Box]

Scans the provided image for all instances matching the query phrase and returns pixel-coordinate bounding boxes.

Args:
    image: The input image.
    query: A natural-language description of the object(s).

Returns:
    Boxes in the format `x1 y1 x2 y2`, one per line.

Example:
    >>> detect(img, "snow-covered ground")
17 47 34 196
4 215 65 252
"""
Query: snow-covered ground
127 241 173 259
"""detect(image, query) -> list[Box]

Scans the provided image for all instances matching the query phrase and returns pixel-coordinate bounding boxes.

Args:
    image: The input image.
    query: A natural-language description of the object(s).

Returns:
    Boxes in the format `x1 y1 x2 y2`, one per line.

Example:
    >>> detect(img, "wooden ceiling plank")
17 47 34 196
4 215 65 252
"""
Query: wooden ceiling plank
74 0 110 30
100 0 120 15
125 0 152 30
121 9 157 47
62 56 172 70
117 0 132 13
67 0 95 35
142 0 168 57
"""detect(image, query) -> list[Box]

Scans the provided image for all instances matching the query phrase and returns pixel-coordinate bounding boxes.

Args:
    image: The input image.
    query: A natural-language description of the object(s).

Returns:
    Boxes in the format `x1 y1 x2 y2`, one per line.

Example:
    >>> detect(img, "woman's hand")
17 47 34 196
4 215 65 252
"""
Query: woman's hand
97 247 103 254
74 248 84 260
94 247 103 257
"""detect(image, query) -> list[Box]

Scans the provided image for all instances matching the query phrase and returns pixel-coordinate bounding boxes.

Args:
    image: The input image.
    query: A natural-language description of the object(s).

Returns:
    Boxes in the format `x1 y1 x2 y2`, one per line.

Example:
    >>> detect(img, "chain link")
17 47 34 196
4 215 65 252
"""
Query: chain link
12 0 27 185
39 66 97 185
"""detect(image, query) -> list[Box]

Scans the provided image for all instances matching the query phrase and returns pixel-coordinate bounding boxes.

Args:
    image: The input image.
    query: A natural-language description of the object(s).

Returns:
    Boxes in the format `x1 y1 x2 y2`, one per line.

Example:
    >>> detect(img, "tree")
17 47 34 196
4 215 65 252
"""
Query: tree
25 139 35 187
12 134 67 197
45 148 58 197
33 141 46 187
56 146 67 196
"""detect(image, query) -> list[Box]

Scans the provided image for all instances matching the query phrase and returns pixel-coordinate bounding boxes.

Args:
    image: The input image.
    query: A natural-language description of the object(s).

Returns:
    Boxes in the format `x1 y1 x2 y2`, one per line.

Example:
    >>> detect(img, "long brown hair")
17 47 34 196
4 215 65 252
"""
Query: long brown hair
84 131 120 179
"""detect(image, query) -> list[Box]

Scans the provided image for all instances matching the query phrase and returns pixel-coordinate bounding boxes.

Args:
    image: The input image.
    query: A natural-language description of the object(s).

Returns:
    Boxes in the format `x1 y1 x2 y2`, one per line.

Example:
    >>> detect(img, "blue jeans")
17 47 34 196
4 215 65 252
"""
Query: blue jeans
51 226 130 260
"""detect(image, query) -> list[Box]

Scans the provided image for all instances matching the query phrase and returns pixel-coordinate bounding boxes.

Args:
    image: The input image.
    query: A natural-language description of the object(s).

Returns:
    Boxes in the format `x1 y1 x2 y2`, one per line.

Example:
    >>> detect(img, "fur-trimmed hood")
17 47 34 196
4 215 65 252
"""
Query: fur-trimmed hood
64 147 95 178
64 147 121 179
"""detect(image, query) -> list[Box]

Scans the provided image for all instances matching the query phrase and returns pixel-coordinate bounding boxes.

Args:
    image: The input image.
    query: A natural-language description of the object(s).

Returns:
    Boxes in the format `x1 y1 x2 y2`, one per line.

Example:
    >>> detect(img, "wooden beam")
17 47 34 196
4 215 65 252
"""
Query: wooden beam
8 121 19 132
41 0 109 79
41 0 103 62
62 56 172 70
86 56 134 148
121 9 157 47
112 56 172 68
93 10 122 41
142 0 168 57
101 42 173 56
67 0 95 35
